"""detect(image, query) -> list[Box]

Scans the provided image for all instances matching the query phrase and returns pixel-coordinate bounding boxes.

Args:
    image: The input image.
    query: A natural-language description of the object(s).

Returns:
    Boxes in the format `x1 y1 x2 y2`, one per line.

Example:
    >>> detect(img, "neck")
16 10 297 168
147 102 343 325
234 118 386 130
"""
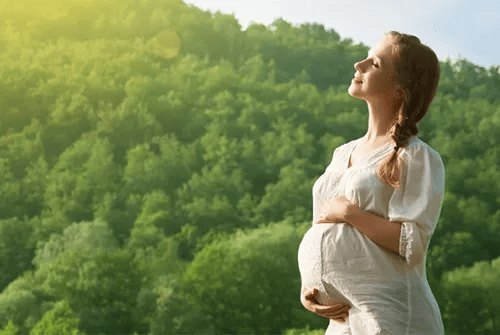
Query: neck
363 99 400 143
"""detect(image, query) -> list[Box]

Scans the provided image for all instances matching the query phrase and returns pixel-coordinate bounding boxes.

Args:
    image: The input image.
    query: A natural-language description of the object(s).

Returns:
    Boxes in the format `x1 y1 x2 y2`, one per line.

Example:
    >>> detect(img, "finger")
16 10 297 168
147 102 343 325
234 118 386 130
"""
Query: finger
331 315 345 320
330 311 349 320
304 289 318 301
315 307 350 320
303 287 315 295
325 308 350 318
309 287 320 299
315 305 350 316
304 296 315 304
318 308 350 319
324 313 347 320
331 303 350 310
319 303 351 313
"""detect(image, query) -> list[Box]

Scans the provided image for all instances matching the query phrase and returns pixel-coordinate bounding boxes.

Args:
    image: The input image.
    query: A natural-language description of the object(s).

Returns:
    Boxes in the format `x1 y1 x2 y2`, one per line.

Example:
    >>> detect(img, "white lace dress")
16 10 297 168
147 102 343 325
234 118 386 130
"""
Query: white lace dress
297 136 445 335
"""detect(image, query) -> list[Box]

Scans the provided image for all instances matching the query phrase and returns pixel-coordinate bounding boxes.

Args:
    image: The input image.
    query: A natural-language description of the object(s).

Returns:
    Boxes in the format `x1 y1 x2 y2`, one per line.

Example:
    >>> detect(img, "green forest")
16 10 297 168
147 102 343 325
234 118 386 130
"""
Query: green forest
0 0 499 334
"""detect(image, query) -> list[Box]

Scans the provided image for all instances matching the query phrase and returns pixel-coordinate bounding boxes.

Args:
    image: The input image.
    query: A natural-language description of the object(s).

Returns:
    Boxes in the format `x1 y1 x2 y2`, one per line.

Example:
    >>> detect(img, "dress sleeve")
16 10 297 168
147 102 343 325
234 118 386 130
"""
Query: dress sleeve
387 142 445 268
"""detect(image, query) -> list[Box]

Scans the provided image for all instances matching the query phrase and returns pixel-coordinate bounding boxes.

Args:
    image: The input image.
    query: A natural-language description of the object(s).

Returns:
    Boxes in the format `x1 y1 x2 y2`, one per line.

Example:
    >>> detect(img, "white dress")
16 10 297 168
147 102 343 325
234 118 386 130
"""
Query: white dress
297 136 445 335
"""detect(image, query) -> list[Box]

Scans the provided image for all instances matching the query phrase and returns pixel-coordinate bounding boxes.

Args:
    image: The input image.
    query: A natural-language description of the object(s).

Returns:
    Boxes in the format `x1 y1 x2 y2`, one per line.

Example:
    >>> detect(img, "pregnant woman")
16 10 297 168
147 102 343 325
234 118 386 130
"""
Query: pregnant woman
297 31 445 334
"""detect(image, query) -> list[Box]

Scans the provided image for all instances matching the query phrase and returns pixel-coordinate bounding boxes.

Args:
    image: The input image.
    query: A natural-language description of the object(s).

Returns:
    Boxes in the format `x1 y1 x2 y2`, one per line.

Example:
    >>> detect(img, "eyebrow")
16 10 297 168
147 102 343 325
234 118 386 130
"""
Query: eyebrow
367 51 383 65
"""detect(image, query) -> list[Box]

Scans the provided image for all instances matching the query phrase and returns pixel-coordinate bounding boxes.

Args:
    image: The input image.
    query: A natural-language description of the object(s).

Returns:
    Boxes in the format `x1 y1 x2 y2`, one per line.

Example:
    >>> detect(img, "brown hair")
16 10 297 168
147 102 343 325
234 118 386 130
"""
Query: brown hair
377 31 441 189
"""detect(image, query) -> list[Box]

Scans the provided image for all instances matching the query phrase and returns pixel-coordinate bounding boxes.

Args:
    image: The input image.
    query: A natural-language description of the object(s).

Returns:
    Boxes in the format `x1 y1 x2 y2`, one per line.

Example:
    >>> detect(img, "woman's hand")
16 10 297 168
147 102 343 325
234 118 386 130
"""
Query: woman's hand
301 287 350 323
316 196 358 224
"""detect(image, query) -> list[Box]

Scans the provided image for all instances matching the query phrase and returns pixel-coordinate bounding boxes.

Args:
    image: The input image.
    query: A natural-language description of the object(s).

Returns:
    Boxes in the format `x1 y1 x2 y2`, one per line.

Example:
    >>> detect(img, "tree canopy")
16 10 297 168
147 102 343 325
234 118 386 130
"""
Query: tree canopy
0 0 499 334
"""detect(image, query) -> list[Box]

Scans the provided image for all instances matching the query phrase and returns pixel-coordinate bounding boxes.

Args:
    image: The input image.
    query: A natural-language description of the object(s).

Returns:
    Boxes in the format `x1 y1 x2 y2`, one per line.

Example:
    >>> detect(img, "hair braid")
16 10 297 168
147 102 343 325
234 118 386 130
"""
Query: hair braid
376 31 440 189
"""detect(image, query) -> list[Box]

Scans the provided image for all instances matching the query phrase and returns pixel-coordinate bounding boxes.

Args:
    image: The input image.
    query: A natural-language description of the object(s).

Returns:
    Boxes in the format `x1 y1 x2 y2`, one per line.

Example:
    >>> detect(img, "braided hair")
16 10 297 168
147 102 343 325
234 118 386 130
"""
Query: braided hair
377 31 441 189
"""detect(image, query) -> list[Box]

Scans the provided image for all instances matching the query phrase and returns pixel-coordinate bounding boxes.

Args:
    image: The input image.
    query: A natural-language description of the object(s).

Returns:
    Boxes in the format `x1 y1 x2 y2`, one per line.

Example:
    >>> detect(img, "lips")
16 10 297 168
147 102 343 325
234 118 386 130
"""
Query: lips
353 76 363 83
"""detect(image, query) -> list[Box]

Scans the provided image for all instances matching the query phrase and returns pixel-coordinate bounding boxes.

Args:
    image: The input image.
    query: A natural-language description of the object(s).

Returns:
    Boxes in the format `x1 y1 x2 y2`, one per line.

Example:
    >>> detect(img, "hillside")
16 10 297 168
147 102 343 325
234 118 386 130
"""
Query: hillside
0 0 499 334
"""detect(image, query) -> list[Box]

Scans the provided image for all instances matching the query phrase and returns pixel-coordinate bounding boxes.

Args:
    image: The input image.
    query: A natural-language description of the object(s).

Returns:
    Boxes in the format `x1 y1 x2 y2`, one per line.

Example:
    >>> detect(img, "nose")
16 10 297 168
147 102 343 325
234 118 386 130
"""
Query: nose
354 60 363 72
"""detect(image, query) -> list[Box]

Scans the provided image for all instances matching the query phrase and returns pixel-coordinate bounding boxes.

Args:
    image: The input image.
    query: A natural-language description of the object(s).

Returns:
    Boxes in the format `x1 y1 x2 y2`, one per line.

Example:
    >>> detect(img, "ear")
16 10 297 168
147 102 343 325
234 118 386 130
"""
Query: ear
395 87 405 100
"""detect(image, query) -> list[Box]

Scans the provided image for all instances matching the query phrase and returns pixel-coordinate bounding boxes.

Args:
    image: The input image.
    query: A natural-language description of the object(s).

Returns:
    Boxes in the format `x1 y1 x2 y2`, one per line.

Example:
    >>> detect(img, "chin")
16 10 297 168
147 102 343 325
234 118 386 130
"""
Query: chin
348 86 363 99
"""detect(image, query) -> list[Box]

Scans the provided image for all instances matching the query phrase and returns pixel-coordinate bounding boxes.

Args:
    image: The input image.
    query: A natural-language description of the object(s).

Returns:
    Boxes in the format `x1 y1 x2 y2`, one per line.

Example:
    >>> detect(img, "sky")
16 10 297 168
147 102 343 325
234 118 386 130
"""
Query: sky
183 0 499 69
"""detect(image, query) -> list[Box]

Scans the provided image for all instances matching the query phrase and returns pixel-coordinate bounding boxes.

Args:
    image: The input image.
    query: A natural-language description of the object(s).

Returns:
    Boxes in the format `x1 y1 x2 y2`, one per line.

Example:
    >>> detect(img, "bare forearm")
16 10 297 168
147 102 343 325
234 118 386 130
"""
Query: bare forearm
344 205 402 254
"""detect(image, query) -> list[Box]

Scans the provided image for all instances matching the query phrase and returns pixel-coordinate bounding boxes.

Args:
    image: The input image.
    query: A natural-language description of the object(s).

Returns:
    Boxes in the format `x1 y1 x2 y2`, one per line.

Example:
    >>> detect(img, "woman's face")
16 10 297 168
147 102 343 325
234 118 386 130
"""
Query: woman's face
348 35 401 103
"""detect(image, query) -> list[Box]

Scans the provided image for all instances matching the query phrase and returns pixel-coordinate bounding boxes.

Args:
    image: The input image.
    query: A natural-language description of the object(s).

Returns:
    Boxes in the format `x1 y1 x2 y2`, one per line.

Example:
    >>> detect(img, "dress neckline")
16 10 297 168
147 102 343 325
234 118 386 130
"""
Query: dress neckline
346 138 393 170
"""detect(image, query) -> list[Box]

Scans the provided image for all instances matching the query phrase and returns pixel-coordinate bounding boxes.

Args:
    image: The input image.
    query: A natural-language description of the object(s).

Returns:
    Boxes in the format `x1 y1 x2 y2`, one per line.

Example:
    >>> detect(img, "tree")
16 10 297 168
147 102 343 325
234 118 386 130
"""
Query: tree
254 158 316 224
33 220 142 334
131 235 186 334
30 300 85 335
282 326 325 335
0 217 35 292
441 257 500 334
0 158 22 220
176 163 253 242
123 134 196 198
96 96 163 165
0 272 43 334
43 134 120 224
0 1 499 333
0 321 20 335
33 219 118 269
128 190 170 249
171 220 326 335
36 247 142 335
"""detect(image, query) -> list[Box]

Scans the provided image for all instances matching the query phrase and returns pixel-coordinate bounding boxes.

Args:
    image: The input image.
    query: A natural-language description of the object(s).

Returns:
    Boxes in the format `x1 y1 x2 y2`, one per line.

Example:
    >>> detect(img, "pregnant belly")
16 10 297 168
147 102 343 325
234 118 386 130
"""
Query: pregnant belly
298 223 375 305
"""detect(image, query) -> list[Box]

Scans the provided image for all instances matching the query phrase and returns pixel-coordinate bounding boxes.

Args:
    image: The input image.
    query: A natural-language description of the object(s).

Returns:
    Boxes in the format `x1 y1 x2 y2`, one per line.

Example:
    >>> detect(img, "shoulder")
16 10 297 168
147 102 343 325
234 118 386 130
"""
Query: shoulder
402 137 443 162
401 137 445 174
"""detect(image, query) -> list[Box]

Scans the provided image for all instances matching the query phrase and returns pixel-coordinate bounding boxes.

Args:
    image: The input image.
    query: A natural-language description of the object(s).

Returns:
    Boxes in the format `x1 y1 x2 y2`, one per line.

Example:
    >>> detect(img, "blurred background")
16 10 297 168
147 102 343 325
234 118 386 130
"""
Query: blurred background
0 0 498 334
184 0 500 69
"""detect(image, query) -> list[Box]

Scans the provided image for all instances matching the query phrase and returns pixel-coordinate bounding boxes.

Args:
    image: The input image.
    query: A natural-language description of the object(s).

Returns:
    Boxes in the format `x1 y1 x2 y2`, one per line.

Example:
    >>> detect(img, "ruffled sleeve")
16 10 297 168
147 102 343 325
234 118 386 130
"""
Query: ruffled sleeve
388 140 445 268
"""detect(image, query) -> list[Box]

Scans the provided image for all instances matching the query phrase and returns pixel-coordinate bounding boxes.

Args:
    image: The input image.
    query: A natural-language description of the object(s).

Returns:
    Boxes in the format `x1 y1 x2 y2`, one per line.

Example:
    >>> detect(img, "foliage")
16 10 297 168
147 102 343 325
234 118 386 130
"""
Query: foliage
32 221 142 334
0 218 35 292
441 257 500 334
0 0 498 333
153 221 327 335
29 300 85 335
0 272 48 334
0 321 20 335
282 326 326 335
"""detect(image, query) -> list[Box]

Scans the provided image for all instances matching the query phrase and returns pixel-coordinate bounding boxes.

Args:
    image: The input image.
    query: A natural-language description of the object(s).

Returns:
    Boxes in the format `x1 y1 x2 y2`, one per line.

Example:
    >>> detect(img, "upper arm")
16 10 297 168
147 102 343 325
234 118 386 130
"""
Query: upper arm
388 143 445 266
